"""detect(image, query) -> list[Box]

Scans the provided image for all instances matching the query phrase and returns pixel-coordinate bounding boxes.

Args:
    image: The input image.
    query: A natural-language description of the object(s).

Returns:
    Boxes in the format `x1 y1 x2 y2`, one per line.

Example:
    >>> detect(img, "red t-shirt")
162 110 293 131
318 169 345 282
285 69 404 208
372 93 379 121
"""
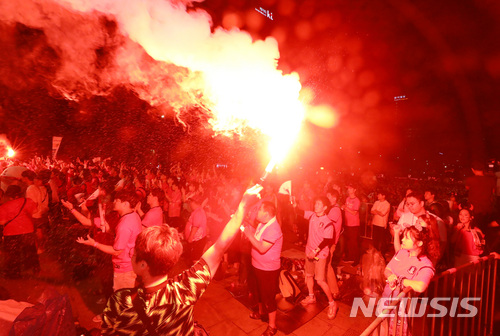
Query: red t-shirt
0 198 37 236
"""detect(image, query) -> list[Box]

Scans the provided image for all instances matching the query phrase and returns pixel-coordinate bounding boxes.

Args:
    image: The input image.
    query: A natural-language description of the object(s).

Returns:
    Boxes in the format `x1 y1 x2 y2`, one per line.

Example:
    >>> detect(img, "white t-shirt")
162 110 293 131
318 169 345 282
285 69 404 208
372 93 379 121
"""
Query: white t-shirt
371 200 390 228
251 217 283 271
26 184 48 218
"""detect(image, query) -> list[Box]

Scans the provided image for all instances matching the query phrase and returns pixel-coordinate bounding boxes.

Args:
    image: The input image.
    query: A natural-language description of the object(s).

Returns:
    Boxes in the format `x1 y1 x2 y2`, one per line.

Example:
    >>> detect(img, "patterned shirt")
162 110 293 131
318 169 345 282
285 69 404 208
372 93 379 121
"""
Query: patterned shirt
101 259 211 335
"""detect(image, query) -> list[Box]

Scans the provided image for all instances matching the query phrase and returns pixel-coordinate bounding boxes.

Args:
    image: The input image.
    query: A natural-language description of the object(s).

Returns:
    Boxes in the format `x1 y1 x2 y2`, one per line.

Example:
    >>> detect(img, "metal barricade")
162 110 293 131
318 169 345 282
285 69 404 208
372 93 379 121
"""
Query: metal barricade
360 202 373 239
360 253 499 336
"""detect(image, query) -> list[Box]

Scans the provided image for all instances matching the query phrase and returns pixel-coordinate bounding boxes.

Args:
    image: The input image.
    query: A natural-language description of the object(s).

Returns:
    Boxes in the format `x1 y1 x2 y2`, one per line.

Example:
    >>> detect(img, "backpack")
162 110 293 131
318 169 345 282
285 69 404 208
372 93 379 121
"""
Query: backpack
278 269 301 301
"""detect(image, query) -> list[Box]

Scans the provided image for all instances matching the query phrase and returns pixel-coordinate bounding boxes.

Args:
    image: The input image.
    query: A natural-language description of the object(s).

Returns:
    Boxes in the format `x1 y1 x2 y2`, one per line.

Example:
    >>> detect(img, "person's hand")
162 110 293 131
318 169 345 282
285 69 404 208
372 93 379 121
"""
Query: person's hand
241 184 263 205
80 202 88 212
387 274 398 289
61 199 74 211
394 224 402 236
242 224 256 238
307 249 318 260
76 234 95 247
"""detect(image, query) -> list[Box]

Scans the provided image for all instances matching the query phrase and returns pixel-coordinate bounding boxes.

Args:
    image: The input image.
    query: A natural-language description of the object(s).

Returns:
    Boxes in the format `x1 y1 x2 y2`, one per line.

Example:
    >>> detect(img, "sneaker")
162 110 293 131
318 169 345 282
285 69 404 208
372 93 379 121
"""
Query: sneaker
301 295 316 306
261 325 278 336
92 314 103 323
327 302 339 320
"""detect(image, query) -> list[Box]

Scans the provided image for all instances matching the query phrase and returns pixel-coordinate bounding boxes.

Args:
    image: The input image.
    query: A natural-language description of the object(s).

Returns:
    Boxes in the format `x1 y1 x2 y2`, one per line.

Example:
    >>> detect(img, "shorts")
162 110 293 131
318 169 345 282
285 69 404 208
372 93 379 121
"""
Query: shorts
249 266 280 313
305 257 327 282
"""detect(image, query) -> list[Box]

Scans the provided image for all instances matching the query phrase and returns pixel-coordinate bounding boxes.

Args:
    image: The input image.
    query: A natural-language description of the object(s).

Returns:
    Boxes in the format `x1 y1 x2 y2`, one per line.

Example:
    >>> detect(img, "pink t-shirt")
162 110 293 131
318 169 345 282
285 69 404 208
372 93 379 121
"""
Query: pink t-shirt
141 206 163 228
344 196 360 227
251 217 283 271
113 212 142 273
327 205 342 244
304 211 334 259
383 249 435 297
185 207 207 242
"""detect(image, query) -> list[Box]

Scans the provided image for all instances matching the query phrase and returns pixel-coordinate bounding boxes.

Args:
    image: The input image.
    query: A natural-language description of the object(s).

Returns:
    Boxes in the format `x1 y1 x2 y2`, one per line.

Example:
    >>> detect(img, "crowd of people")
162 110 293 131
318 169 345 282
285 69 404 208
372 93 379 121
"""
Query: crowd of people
1 155 499 335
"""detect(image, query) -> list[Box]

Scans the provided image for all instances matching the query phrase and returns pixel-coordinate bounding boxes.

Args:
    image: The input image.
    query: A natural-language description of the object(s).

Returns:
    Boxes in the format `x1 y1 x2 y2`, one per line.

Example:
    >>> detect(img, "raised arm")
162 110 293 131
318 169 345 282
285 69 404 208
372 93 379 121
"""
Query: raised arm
62 199 92 226
393 224 402 252
202 184 262 278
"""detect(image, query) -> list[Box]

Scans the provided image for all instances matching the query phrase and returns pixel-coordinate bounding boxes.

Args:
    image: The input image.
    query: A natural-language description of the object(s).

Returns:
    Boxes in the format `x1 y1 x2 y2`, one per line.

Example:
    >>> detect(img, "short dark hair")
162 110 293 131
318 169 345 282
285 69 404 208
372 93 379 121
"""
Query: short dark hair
188 195 204 205
135 226 183 276
425 188 437 197
260 201 276 218
115 190 139 208
37 169 51 184
406 191 425 203
326 189 340 199
149 188 165 203
21 170 36 182
315 196 330 208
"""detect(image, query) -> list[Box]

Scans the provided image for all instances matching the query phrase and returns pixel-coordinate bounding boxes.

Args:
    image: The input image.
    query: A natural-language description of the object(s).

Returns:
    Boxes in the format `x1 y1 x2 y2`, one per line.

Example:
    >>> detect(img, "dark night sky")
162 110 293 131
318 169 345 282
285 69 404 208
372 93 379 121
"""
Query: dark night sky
1 0 499 174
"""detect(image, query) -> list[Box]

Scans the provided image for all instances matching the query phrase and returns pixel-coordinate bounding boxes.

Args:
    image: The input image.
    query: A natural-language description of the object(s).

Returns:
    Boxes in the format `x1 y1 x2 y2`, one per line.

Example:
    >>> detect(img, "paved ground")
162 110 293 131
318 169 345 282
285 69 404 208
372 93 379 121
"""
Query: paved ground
194 272 375 336
1 244 375 336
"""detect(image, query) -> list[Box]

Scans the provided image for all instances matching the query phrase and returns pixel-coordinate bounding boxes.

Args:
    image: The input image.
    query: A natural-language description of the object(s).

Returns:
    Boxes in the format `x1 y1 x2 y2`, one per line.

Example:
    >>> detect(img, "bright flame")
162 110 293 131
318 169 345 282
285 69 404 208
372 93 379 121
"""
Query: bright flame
7 147 15 158
51 0 306 170
204 62 305 172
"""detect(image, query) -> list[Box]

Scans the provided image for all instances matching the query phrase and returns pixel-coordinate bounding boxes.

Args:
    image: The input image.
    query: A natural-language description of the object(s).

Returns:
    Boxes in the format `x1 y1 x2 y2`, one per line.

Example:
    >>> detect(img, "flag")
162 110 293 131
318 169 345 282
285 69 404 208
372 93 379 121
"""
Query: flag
52 136 63 160
278 180 292 195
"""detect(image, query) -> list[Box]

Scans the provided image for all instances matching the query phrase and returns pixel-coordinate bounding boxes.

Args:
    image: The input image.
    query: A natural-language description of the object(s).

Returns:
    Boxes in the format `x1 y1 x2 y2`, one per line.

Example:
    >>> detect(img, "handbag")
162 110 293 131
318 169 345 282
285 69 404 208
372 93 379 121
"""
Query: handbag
1 198 27 239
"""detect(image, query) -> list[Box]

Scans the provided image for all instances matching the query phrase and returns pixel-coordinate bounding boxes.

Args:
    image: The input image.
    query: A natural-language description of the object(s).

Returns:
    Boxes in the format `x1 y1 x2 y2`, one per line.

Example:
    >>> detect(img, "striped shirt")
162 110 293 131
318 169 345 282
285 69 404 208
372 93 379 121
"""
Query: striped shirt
101 259 211 335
